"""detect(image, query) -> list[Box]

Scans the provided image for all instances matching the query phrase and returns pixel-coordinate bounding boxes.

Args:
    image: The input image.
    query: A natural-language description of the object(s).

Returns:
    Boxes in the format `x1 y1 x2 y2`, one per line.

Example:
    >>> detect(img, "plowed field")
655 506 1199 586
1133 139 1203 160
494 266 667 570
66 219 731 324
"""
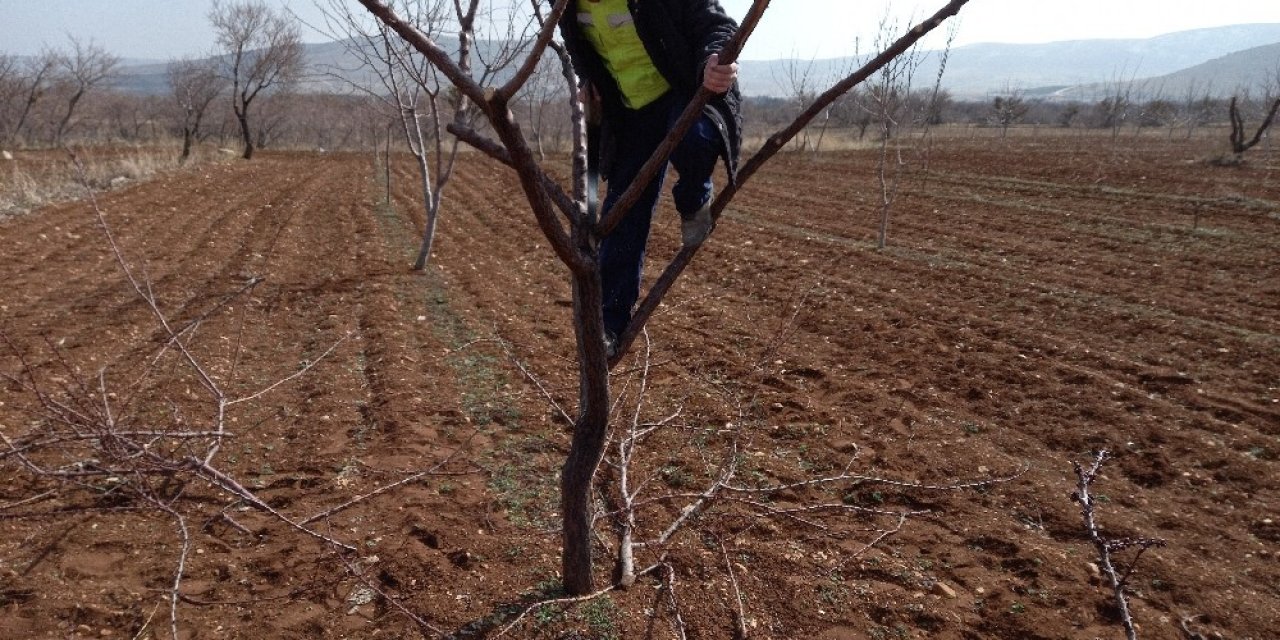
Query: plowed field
2 135 1277 640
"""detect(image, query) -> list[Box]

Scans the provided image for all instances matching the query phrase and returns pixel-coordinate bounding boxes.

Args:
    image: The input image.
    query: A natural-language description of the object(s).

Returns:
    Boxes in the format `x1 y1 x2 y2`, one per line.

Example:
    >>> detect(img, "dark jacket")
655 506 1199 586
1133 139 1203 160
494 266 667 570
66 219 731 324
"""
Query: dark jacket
559 0 743 183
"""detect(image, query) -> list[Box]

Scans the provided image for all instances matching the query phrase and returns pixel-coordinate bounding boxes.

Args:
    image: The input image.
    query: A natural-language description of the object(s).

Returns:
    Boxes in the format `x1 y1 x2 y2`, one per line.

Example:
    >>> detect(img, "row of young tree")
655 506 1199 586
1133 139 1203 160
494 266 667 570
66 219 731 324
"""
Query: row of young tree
746 85 1280 144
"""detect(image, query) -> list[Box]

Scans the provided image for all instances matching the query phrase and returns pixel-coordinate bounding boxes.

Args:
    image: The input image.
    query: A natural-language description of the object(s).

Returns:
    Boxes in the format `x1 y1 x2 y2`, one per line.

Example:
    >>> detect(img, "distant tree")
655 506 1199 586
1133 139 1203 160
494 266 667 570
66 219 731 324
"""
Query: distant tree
990 91 1028 137
922 87 951 126
0 54 23 147
1058 102 1081 128
209 0 303 159
316 0 521 270
1137 98 1177 133
167 57 227 163
1094 72 1136 140
517 54 571 160
51 38 119 144
778 55 823 152
1214 93 1280 166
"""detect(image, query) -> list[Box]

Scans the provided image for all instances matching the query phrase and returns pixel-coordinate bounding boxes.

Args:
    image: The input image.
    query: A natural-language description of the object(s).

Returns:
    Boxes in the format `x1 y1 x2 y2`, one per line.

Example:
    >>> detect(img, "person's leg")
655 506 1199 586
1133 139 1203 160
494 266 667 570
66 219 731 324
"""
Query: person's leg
668 110 721 222
599 99 670 338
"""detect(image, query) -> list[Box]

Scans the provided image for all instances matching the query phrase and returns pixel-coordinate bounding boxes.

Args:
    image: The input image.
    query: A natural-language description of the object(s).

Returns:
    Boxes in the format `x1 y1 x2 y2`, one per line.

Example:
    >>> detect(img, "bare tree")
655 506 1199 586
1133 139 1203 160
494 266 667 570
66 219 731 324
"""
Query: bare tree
209 0 304 159
1216 93 1280 166
862 15 927 250
315 0 530 270
991 89 1029 138
0 54 26 147
1094 70 1136 141
1178 80 1216 140
517 53 571 160
167 56 227 163
777 55 823 152
49 38 119 145
357 0 971 597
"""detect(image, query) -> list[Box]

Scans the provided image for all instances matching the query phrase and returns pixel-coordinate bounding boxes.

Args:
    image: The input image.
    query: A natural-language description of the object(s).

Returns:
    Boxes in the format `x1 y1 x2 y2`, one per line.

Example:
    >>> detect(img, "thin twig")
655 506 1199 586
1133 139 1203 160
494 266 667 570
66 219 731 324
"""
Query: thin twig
719 539 749 639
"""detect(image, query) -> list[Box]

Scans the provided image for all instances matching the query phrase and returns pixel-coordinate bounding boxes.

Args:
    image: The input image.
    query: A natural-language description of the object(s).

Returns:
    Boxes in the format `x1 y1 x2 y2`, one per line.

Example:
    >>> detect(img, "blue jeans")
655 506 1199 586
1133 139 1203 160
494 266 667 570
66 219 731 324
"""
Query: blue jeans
600 92 720 337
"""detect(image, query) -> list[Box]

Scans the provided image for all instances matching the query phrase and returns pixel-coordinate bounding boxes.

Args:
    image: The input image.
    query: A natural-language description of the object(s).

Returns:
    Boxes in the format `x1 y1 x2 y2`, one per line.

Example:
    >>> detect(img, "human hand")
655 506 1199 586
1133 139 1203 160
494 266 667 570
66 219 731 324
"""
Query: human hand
702 53 738 94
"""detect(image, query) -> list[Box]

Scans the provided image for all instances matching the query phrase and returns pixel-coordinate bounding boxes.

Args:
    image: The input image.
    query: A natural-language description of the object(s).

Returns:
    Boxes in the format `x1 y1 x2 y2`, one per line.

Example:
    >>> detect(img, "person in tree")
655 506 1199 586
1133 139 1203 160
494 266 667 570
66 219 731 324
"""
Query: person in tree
559 0 742 356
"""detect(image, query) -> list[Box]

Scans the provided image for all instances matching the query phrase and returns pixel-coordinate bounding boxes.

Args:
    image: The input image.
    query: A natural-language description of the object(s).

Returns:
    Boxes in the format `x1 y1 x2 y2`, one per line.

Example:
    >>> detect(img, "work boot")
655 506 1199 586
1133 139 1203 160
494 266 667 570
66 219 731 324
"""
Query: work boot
681 203 713 247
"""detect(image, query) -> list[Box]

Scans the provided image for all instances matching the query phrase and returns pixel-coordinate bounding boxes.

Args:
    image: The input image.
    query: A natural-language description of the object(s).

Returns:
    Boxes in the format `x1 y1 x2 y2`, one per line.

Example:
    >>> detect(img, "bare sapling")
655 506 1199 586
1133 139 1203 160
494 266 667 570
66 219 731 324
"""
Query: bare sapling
862 15 924 250
357 0 974 596
315 0 534 270
1071 450 1165 640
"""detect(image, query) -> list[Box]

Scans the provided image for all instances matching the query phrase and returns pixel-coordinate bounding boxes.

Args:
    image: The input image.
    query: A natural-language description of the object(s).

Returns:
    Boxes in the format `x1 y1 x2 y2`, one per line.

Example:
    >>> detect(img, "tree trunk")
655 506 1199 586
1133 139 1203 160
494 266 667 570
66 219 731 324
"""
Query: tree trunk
237 109 255 160
561 252 611 595
412 157 439 271
179 127 194 164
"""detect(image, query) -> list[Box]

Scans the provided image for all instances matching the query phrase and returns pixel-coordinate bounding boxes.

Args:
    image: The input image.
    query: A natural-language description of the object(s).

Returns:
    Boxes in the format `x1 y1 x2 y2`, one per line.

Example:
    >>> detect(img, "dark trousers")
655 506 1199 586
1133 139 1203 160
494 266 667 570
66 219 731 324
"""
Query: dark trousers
600 92 720 337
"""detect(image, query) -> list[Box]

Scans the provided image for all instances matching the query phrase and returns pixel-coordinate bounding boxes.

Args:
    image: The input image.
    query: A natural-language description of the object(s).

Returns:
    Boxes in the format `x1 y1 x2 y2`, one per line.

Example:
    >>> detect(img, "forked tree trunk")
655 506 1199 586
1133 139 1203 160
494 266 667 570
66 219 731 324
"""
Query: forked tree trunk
562 249 611 594
411 160 440 270
355 0 970 598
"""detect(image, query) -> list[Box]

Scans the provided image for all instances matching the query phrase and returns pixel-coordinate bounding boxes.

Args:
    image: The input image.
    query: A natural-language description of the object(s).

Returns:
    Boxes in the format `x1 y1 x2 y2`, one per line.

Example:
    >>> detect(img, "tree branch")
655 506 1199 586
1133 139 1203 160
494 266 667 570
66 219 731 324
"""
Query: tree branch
609 0 970 364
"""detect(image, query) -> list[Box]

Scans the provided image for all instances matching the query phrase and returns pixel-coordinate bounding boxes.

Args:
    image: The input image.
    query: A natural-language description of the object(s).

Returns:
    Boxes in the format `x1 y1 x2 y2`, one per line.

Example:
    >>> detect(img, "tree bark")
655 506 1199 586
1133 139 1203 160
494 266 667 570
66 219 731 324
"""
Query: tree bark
561 250 611 595
236 108 255 160
180 127 194 163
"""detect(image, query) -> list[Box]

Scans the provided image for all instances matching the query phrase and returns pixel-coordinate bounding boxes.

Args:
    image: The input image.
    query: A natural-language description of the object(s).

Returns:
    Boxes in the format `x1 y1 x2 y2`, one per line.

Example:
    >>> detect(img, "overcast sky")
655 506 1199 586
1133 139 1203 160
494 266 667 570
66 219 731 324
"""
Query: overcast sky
3 0 1280 61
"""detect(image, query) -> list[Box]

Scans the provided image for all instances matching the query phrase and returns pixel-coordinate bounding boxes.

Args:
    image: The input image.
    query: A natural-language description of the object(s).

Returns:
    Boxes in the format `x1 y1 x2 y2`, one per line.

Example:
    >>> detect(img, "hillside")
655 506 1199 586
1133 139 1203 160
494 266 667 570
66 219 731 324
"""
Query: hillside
104 23 1280 100
737 23 1280 98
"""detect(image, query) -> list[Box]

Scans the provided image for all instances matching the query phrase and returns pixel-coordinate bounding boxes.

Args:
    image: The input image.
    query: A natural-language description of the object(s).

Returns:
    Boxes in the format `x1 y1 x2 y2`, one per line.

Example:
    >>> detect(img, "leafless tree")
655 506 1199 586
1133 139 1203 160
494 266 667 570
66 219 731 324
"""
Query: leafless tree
1094 70 1136 141
209 0 304 159
777 55 824 152
167 56 227 163
517 53 571 160
1217 93 1280 166
316 0 533 270
1178 81 1217 140
357 0 971 596
991 90 1029 138
49 38 120 145
861 15 927 250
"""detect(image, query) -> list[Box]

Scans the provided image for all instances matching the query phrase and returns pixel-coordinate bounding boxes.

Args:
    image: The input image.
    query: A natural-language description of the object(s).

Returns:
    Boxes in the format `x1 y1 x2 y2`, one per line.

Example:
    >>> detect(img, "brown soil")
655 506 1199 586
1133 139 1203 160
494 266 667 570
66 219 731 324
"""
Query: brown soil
1 135 1277 640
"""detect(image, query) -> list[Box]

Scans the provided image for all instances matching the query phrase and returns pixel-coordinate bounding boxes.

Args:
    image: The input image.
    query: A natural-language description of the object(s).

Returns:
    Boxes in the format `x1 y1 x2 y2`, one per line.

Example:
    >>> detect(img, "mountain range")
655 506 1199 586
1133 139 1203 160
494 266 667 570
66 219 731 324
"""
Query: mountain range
103 23 1280 101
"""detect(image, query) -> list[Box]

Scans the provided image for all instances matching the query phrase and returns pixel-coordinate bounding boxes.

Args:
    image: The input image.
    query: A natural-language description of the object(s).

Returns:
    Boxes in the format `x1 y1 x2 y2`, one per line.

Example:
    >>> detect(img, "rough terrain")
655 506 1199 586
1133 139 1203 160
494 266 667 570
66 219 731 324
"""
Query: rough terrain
1 133 1277 639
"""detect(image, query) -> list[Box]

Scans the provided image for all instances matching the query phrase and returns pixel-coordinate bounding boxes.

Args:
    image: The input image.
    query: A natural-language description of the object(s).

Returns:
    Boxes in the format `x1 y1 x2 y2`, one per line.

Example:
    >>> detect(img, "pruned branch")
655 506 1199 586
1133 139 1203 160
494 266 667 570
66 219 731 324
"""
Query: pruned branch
1072 450 1165 640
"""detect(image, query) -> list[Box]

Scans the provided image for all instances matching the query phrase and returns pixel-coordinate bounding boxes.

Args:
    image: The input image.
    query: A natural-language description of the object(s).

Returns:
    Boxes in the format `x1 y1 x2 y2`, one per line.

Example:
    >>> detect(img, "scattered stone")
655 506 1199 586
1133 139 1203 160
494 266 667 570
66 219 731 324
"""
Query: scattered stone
932 581 958 599
1 150 12 161
1086 562 1102 580
345 585 376 614
448 550 474 569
